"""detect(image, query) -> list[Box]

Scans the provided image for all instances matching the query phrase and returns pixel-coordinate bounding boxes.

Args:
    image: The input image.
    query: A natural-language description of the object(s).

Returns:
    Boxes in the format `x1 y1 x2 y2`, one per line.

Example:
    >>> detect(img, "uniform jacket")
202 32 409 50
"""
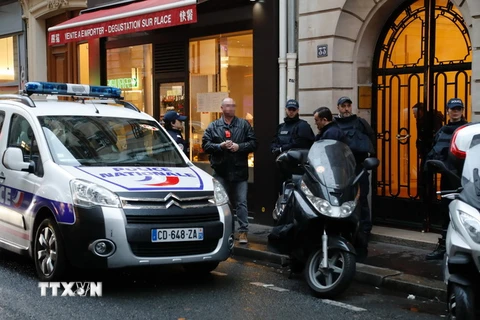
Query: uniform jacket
167 128 189 156
270 115 314 154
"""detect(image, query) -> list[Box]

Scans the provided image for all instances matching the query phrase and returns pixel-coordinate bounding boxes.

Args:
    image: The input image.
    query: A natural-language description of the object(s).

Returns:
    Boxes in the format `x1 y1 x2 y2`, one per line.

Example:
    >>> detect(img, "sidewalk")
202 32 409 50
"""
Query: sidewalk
232 223 446 301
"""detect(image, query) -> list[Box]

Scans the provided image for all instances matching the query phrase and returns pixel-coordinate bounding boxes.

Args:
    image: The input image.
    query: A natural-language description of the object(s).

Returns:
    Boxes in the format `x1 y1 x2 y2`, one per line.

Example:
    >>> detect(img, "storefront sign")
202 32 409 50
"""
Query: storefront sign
107 78 138 89
49 4 196 45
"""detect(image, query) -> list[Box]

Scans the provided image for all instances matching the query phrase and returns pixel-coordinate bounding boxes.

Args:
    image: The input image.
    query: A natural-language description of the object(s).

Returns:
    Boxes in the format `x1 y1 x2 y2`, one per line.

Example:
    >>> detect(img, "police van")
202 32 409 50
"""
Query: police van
0 82 234 281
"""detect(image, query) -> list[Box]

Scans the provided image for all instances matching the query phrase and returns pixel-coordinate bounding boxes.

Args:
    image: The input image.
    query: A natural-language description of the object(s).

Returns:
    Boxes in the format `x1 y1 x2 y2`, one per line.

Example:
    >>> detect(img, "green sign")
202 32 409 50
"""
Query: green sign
107 78 138 89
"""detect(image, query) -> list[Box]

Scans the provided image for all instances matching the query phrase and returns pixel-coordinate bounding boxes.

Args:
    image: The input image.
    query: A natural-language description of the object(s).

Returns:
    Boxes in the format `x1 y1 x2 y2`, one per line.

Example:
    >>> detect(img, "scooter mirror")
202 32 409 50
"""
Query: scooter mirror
363 157 380 170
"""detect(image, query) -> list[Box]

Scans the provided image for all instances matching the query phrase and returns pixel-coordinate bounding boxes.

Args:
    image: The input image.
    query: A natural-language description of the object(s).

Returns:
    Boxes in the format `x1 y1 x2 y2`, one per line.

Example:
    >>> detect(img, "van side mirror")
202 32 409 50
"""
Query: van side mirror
363 157 380 170
3 147 32 172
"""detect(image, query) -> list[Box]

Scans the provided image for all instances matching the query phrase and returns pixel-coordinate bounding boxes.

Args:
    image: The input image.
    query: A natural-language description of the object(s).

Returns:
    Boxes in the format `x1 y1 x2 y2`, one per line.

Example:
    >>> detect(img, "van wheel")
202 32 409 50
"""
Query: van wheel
183 262 219 275
34 218 68 281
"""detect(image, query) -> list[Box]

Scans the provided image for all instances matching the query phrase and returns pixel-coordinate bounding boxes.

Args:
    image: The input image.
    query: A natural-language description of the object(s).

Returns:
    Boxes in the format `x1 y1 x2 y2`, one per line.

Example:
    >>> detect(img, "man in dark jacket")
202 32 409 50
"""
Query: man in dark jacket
271 99 315 155
313 107 347 143
271 99 315 193
202 97 257 245
424 98 468 260
334 97 376 244
163 110 189 156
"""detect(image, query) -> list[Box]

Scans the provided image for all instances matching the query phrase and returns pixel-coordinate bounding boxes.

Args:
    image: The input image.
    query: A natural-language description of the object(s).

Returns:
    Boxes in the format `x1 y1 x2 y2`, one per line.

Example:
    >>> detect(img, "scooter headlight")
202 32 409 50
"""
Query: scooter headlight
458 210 480 244
301 181 354 218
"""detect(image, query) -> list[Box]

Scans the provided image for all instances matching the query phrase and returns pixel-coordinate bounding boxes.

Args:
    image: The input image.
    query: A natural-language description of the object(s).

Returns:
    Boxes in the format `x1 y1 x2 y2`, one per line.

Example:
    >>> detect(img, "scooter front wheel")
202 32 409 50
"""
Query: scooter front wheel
305 248 356 299
448 284 475 320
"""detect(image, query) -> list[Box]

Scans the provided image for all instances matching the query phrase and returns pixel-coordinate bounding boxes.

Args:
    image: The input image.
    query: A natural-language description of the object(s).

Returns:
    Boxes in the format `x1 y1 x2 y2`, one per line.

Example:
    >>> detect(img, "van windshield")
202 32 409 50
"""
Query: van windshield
38 116 187 167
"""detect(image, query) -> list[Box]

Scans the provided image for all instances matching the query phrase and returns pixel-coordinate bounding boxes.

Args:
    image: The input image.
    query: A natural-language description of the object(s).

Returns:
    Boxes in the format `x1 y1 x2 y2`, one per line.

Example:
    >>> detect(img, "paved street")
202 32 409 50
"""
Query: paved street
0 249 447 320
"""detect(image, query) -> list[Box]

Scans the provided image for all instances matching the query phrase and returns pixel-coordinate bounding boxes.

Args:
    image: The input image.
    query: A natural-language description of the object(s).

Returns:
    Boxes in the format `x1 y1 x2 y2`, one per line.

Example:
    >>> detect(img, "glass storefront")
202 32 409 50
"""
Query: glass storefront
78 43 89 84
106 44 153 115
188 31 254 179
0 36 18 93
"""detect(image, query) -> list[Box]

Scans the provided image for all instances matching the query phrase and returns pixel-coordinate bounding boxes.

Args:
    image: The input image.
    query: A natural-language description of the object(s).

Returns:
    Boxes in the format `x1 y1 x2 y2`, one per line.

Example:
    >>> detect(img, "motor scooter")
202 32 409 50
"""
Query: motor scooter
429 140 480 320
268 139 379 298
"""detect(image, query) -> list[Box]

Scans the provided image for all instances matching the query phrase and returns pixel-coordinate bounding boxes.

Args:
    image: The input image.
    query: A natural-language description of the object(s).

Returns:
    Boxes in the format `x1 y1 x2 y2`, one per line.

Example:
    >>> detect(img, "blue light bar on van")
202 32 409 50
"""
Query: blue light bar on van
24 81 123 99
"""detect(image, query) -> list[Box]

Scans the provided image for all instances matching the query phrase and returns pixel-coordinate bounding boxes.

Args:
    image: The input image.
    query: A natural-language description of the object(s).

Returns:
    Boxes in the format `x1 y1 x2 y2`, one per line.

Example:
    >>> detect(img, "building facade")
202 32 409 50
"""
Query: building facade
297 0 479 230
45 0 280 225
0 0 27 93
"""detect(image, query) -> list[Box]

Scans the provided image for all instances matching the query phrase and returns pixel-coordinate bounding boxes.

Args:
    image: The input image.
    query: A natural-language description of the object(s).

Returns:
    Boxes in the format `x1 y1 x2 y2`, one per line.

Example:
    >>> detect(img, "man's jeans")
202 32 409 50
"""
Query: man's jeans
214 175 249 233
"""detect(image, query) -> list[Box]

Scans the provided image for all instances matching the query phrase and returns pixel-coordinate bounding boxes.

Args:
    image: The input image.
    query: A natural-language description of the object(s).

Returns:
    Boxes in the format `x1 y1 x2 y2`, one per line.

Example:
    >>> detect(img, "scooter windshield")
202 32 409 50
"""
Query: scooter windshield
462 141 480 185
460 141 480 210
306 139 356 189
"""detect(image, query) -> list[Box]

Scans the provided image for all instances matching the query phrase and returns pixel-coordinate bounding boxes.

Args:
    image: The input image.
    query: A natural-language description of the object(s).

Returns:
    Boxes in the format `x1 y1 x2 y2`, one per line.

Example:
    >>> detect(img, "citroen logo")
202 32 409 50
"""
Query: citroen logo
165 200 181 209
163 192 181 202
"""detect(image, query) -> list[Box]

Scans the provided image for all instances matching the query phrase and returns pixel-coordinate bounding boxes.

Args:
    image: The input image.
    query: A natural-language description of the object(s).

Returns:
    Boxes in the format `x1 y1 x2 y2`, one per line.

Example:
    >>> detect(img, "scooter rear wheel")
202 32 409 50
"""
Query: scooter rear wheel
305 248 356 299
448 284 475 320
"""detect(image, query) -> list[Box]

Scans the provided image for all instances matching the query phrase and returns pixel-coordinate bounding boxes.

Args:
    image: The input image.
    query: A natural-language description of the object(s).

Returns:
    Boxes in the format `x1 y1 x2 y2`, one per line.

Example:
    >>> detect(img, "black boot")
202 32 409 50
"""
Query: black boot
426 237 446 261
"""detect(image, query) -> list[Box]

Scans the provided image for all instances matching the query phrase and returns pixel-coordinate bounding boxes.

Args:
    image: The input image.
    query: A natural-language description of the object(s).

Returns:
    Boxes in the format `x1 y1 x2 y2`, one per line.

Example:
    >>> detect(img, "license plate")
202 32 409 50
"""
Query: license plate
151 228 204 242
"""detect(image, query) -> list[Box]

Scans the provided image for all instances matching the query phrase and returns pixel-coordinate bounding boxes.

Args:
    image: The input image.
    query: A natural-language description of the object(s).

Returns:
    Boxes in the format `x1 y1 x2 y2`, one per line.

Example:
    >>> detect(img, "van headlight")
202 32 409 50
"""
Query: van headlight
70 179 121 208
213 178 229 206
458 210 480 244
301 180 356 218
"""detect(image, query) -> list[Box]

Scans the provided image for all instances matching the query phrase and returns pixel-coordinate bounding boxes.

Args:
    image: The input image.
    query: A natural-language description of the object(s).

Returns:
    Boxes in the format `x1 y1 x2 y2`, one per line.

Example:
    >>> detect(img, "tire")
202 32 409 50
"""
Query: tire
34 217 68 281
183 262 219 275
448 284 475 320
305 248 356 299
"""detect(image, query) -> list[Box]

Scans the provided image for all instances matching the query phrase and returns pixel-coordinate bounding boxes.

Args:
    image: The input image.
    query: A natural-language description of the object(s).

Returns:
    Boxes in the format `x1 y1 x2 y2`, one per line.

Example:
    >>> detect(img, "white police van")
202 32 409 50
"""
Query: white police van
0 82 234 281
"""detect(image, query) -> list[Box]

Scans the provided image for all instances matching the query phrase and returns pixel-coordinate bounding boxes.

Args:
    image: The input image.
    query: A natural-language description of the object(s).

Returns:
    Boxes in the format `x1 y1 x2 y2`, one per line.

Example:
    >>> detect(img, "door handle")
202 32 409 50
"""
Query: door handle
396 134 410 141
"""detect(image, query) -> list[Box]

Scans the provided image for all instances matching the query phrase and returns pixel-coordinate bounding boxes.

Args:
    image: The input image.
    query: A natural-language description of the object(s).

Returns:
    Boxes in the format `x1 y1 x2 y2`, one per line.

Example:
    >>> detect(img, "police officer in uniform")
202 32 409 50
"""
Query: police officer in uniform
271 99 315 155
163 110 189 156
271 99 315 192
334 97 376 256
424 98 468 260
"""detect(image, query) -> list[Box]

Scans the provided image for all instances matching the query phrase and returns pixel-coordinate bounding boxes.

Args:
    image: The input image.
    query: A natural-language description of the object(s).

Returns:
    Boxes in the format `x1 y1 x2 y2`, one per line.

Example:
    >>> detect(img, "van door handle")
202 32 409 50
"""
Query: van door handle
0 172 5 184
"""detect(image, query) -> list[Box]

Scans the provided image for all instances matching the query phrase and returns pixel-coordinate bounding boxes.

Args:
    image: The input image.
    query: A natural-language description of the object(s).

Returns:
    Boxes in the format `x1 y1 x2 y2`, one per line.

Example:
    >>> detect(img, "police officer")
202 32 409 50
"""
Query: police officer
271 99 315 155
163 110 189 156
425 98 468 260
271 99 315 193
334 97 376 248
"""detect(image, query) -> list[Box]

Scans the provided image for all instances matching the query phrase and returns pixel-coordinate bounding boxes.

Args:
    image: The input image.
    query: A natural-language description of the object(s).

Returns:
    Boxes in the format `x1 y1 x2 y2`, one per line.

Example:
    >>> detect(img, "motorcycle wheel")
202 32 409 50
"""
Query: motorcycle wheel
305 248 356 299
448 284 475 320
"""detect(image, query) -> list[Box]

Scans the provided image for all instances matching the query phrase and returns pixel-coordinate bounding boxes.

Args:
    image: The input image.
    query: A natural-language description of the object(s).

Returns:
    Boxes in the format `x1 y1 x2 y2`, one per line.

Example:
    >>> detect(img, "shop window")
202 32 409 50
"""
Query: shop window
0 36 18 87
189 31 254 176
78 43 89 84
106 44 153 115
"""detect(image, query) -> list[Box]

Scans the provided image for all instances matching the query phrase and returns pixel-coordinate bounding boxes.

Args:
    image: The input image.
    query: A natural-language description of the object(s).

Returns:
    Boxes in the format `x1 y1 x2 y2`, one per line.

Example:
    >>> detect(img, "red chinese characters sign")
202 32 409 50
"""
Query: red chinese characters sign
49 4 196 46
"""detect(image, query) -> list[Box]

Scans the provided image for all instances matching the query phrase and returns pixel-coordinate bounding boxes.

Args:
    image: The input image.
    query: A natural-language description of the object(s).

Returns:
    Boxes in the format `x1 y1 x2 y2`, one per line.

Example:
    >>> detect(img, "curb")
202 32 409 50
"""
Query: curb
233 245 446 302
369 234 437 251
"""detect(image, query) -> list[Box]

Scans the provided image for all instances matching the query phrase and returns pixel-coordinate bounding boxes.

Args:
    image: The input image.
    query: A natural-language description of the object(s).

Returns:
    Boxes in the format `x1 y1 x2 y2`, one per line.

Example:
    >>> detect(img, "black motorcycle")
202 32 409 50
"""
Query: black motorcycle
268 139 379 298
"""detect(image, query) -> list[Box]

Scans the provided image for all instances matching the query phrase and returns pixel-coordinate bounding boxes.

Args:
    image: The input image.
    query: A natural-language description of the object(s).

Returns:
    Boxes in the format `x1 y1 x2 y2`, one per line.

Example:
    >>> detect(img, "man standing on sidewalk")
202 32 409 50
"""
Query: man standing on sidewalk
424 98 468 260
271 99 314 193
202 97 257 245
334 97 376 246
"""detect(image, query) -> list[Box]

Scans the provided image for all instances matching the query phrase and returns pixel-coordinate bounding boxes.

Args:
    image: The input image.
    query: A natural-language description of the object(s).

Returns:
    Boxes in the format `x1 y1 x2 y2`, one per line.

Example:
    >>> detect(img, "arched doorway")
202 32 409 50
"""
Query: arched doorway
372 0 471 230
